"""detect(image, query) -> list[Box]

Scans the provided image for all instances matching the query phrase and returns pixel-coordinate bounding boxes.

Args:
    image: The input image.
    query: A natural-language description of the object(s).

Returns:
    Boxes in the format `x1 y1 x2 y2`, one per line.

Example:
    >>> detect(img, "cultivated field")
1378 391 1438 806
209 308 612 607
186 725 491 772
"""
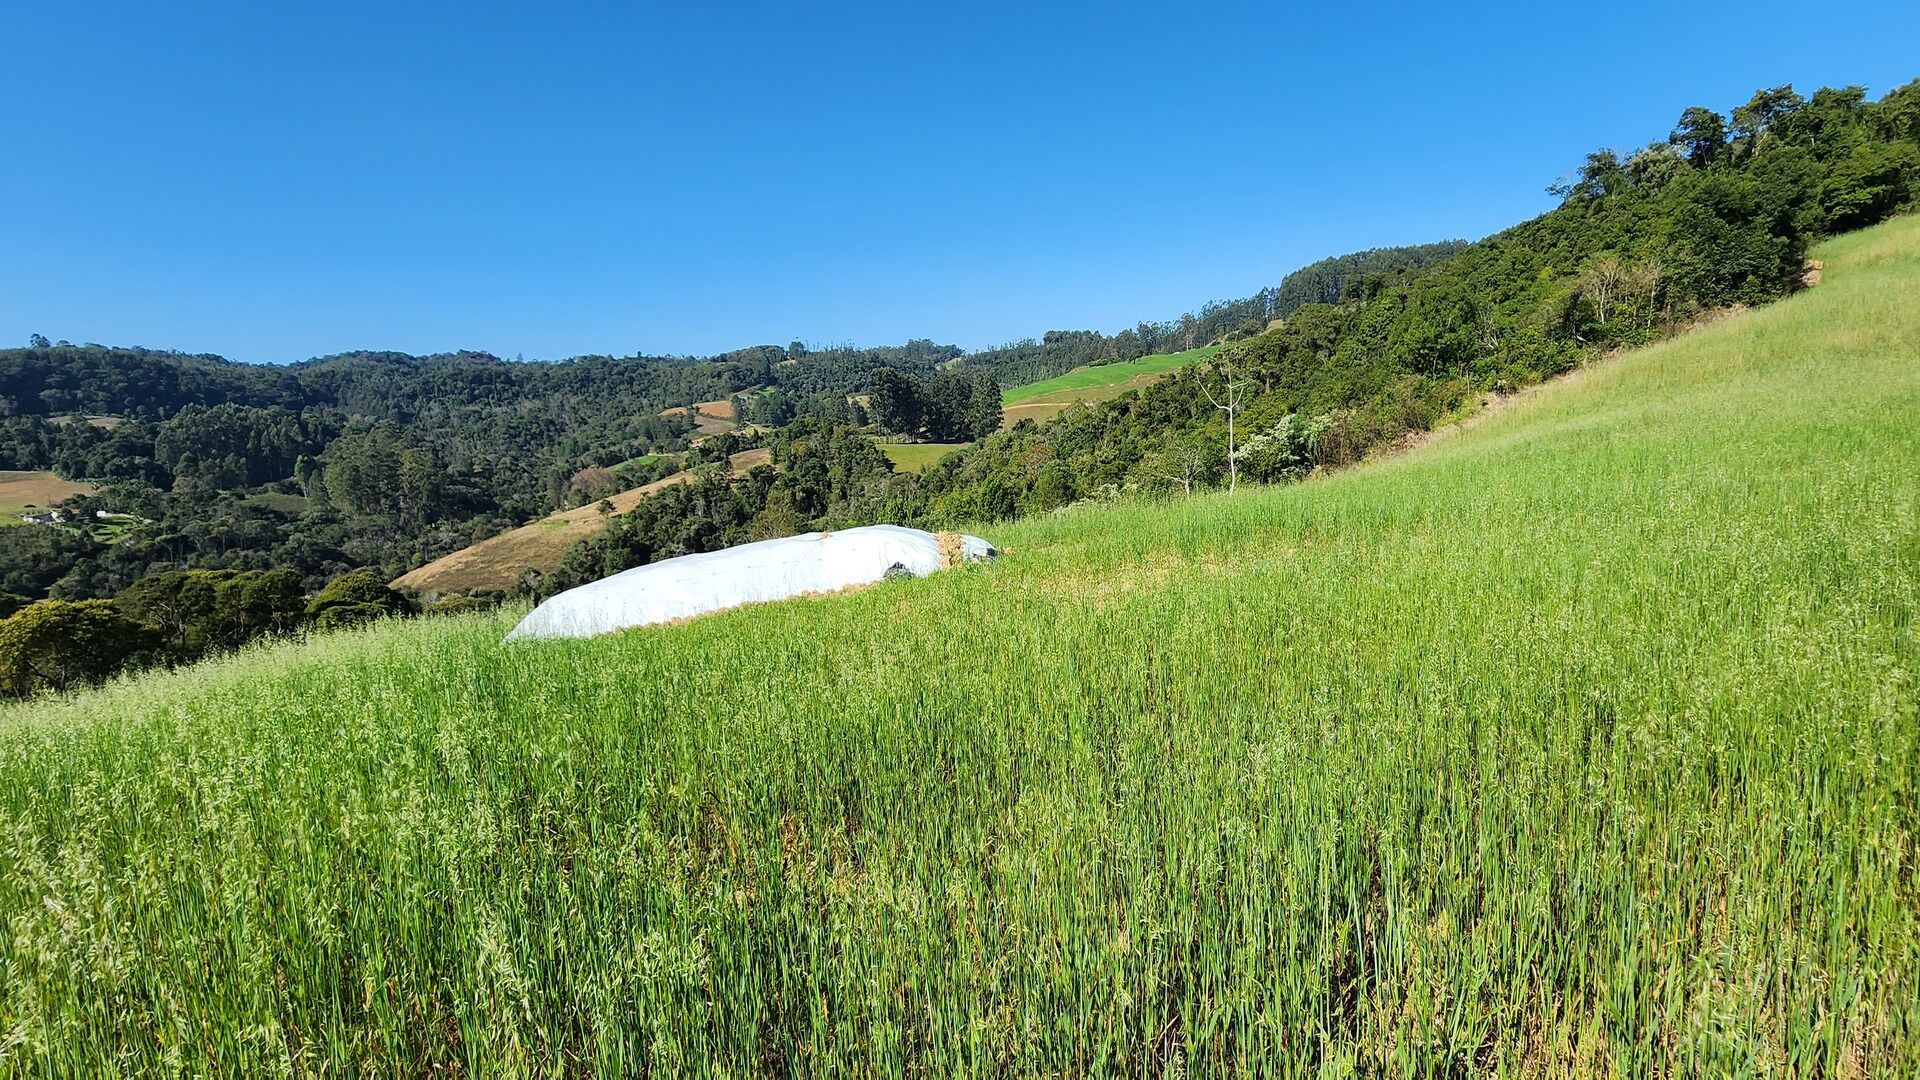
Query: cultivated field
876 440 965 473
2 219 1917 1073
392 448 771 594
0 470 91 523
661 397 737 437
1000 346 1216 427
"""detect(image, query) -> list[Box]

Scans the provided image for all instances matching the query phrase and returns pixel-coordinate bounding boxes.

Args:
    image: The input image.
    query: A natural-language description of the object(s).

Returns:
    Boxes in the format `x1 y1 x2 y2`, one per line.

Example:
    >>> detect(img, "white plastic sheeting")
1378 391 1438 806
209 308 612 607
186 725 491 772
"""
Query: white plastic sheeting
505 524 995 641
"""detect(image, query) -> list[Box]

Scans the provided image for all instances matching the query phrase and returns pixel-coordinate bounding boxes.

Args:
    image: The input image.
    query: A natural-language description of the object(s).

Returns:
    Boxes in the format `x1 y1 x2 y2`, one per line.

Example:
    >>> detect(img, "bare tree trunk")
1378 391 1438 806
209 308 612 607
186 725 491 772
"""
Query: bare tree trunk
1227 407 1237 494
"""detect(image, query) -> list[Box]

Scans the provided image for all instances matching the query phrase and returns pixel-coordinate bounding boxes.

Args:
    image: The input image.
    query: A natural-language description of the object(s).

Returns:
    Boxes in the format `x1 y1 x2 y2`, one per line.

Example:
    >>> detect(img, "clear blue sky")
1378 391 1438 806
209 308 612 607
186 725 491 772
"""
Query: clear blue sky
4 2 1915 364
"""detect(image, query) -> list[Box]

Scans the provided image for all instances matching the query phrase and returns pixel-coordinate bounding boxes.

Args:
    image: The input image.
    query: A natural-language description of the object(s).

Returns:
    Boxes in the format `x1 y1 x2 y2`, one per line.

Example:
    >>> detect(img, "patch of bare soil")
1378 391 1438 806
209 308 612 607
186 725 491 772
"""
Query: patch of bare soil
394 448 772 594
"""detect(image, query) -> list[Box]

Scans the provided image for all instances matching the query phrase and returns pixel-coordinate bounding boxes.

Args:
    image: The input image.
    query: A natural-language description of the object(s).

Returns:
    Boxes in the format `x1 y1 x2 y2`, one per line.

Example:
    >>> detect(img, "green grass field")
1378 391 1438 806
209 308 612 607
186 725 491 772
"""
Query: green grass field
877 440 966 473
610 452 670 475
243 491 310 515
1000 346 1219 428
1001 345 1218 404
2 219 1917 1073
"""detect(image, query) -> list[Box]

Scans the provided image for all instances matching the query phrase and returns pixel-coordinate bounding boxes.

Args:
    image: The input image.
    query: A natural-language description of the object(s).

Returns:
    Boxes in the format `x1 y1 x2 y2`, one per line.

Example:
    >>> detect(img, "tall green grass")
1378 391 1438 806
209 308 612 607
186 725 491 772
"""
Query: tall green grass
2 218 1917 1075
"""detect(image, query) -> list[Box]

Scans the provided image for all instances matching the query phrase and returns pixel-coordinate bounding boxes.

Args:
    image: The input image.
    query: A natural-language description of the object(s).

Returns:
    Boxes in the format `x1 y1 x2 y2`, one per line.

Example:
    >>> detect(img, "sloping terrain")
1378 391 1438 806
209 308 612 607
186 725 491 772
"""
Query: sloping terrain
392 447 770 594
2 218 1917 1073
999 345 1215 426
660 396 738 437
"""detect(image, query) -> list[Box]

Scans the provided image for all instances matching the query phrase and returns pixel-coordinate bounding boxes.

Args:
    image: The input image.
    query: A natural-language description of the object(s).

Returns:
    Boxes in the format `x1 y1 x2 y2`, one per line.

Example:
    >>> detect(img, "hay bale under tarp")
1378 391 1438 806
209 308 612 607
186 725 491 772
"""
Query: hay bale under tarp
505 524 995 641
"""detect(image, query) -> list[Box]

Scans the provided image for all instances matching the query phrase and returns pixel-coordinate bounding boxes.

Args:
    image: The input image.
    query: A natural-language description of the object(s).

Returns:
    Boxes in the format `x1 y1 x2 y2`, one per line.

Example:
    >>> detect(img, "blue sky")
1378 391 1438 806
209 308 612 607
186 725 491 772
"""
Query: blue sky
4 2 1916 364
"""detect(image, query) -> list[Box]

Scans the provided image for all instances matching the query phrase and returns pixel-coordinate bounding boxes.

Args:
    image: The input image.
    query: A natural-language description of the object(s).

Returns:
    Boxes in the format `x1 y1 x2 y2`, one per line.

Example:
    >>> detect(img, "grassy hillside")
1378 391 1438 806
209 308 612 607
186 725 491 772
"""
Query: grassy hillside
392 448 771 594
2 218 1917 1072
999 345 1216 426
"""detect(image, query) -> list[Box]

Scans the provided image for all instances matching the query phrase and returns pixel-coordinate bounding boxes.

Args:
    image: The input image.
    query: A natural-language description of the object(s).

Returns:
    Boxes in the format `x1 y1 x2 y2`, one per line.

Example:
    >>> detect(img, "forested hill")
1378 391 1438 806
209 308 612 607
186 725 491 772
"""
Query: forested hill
0 339 960 426
0 225 1472 613
897 80 1920 523
959 240 1468 387
527 79 1920 599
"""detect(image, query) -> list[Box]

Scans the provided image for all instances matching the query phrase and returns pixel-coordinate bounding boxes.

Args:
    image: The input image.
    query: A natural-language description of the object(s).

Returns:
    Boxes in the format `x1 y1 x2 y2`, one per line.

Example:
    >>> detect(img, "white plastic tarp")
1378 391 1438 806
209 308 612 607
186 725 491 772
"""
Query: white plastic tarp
505 524 995 641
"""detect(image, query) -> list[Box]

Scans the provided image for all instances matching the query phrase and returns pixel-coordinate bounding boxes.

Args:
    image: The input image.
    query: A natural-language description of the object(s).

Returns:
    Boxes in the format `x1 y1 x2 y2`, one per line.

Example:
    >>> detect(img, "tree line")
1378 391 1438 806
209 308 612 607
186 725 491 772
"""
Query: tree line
0 565 455 698
959 241 1469 386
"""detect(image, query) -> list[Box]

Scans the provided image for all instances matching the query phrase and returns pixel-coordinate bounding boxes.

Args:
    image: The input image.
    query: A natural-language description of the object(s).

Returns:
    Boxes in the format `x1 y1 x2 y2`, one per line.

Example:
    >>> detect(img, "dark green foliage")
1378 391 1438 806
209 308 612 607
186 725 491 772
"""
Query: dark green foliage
867 367 1000 442
305 569 413 627
114 568 305 661
866 368 923 436
0 527 97 599
1274 241 1474 312
965 242 1468 387
0 599 158 697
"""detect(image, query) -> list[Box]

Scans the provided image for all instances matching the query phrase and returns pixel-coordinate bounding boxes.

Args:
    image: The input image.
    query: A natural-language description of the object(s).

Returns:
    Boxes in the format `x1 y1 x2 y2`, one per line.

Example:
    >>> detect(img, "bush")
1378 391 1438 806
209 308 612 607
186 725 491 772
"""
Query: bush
0 599 158 697
306 569 412 625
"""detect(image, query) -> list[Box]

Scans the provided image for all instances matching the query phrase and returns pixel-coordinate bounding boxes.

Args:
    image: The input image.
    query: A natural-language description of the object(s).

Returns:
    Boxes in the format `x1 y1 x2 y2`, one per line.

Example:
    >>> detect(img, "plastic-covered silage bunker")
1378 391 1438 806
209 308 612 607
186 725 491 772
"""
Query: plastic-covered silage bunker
505 524 995 641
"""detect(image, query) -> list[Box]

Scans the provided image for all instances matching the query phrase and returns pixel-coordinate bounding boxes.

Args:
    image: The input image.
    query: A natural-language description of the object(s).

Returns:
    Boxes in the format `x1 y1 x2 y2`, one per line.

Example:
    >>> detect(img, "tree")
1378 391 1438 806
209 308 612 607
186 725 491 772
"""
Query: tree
306 569 411 630
27 333 50 349
749 488 803 540
1234 413 1330 483
1579 254 1629 326
1202 360 1254 494
867 368 924 437
1670 107 1728 168
1145 432 1214 496
0 599 156 697
1731 85 1805 146
964 369 1003 440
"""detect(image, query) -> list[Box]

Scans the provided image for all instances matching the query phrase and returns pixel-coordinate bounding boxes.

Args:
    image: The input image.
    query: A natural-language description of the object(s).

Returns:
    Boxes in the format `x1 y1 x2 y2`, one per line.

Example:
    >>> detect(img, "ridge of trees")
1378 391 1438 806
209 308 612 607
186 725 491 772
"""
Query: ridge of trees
960 241 1469 387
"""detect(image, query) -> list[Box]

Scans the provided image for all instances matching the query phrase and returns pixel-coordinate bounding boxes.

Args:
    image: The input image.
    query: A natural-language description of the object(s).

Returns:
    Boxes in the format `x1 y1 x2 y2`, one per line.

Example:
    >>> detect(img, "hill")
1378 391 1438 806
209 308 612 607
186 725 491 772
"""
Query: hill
393 448 771 594
2 214 1915 1072
999 346 1217 426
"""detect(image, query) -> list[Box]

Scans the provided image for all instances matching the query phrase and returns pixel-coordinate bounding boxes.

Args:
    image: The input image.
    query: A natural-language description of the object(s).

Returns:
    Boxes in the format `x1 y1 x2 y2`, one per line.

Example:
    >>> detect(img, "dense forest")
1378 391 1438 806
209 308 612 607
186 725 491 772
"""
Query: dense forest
0 339 961 599
3 77 1914 698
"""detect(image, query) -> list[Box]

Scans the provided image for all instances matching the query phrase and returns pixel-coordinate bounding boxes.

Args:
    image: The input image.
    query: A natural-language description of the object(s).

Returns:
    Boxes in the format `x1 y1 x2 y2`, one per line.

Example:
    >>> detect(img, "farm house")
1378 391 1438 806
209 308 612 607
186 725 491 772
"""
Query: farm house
506 524 995 640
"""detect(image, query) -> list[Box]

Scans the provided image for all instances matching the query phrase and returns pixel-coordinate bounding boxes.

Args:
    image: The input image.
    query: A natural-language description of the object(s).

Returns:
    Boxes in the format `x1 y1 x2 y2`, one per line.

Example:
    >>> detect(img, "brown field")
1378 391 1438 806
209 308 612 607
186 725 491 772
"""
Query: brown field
1000 371 1167 427
0 471 93 523
661 398 737 436
393 448 771 594
47 414 126 430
